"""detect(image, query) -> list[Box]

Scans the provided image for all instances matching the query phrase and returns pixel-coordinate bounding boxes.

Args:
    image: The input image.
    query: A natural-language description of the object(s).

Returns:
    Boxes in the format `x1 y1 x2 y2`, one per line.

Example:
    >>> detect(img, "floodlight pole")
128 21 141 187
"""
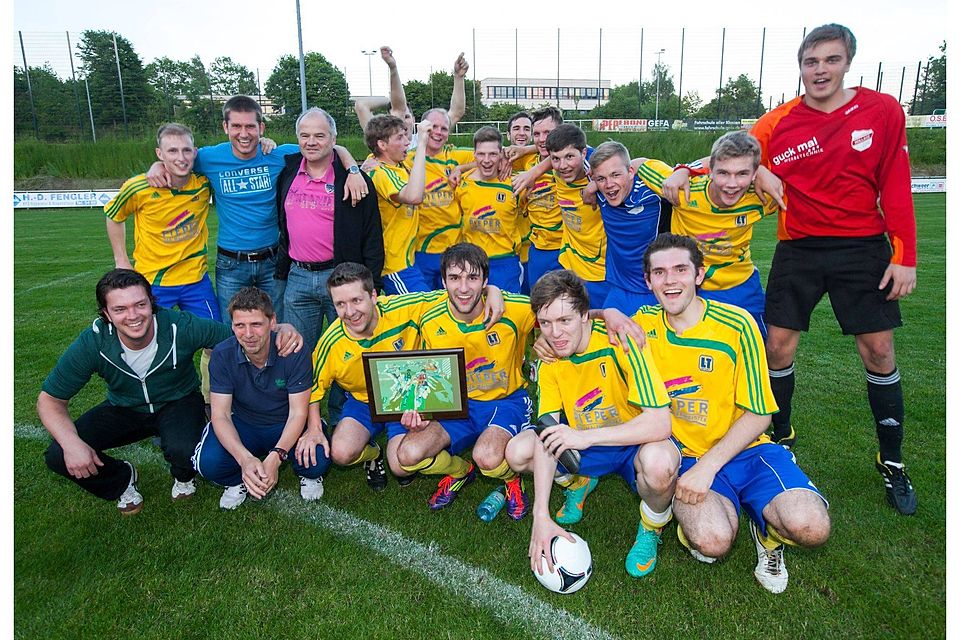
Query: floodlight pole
654 48 665 123
362 50 376 96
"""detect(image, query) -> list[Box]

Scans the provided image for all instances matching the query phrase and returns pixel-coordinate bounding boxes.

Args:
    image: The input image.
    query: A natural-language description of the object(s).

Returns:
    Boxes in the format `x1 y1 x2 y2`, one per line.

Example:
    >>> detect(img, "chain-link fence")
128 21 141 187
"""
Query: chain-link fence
13 27 944 142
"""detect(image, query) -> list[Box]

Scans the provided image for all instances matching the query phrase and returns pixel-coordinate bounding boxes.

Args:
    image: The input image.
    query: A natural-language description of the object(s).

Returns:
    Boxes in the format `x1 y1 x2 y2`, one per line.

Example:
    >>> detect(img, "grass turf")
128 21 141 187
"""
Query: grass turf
13 195 945 639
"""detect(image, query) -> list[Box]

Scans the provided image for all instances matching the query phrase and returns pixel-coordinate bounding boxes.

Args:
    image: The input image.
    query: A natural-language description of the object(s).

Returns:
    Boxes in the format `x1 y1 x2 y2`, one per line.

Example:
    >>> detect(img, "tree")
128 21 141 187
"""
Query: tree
485 102 526 123
209 57 257 96
586 64 691 121
911 41 946 114
693 74 763 120
76 30 152 134
14 65 83 140
265 52 350 129
144 56 193 121
403 70 486 122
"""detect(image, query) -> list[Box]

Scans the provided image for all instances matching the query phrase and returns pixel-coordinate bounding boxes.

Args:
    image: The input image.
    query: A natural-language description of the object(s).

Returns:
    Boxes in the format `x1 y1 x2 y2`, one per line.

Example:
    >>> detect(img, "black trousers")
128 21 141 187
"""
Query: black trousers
44 391 205 501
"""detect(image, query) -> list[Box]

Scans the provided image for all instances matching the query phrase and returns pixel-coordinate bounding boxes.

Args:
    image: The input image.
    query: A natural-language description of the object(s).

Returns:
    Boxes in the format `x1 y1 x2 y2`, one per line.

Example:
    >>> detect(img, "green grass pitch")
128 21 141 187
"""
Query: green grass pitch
13 195 945 639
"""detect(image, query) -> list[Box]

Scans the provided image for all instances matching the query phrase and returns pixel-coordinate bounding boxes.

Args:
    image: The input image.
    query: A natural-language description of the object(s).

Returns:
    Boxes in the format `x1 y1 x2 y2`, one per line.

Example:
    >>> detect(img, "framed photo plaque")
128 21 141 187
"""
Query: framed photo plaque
362 348 469 422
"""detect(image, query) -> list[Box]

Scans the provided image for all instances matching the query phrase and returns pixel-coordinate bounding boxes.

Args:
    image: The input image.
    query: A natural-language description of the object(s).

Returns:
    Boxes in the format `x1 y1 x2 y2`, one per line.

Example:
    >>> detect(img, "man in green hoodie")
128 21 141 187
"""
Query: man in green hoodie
37 269 302 515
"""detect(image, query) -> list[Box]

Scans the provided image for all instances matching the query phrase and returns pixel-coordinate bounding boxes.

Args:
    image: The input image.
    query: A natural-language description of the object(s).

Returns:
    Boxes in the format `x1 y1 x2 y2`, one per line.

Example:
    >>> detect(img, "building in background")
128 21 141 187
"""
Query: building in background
479 78 610 112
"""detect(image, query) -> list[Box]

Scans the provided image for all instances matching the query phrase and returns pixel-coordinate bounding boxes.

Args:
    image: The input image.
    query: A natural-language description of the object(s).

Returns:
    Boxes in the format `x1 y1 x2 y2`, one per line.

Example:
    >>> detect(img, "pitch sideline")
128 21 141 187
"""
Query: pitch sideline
15 423 618 640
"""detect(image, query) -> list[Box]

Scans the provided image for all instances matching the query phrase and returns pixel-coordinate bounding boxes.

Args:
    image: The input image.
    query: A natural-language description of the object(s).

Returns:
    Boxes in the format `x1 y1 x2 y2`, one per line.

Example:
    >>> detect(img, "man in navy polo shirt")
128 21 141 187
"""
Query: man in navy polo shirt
194 287 330 509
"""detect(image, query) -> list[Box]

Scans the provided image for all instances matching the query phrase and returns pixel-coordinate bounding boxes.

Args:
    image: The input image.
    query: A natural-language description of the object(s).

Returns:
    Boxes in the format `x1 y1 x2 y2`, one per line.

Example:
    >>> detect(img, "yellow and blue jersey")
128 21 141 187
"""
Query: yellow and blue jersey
418 293 535 400
456 175 523 259
104 173 211 287
556 176 606 282
523 154 563 251
413 145 475 254
310 291 445 404
537 320 670 429
638 159 777 290
369 162 419 275
632 299 778 457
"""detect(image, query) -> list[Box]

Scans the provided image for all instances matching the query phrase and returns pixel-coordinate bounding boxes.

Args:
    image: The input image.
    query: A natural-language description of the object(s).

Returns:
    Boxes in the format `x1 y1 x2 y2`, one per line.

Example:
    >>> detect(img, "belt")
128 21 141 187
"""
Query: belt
217 246 278 262
293 259 335 272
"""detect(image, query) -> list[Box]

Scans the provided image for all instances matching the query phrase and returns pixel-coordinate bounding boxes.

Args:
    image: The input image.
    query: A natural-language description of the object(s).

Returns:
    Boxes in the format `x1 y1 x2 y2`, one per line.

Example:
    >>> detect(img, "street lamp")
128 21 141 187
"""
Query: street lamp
654 48 666 124
361 50 376 96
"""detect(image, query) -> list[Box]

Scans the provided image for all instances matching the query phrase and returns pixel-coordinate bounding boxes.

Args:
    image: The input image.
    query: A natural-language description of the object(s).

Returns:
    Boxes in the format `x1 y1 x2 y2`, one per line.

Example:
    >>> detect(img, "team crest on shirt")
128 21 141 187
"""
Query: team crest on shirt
599 362 607 377
325 183 335 194
486 332 500 346
851 129 874 152
735 215 747 226
191 195 200 202
497 191 506 202
699 355 714 372
393 338 405 350
275 378 286 388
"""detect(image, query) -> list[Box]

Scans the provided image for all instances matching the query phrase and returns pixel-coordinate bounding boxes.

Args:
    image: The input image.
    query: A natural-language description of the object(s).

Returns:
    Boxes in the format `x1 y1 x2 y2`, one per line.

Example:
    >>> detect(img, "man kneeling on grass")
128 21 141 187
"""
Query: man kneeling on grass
38 269 303 515
194 287 329 509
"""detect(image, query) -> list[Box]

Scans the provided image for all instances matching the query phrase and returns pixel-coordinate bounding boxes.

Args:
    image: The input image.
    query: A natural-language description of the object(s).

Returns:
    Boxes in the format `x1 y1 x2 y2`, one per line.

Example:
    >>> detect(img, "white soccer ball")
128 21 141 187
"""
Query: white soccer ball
533 531 593 594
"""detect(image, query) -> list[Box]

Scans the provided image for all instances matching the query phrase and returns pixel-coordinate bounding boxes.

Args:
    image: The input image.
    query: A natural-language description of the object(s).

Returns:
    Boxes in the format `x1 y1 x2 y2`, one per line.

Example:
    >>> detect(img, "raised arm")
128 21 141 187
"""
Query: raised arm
449 52 468 127
394 120 433 205
382 46 409 118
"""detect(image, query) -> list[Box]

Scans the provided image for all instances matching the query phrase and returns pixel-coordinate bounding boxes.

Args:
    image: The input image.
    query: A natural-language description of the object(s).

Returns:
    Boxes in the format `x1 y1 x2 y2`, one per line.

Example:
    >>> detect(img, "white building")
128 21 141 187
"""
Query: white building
479 78 611 112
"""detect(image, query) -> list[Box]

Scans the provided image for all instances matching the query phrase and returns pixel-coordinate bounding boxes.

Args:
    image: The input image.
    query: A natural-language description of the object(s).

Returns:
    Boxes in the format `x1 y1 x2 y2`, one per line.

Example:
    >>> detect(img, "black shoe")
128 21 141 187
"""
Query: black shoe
771 425 796 450
396 472 418 488
875 454 917 515
364 446 387 492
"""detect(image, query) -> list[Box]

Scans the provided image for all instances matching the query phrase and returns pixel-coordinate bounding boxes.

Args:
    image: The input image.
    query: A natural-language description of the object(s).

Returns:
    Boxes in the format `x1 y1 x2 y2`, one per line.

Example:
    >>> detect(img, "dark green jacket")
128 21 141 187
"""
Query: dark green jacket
42 308 231 414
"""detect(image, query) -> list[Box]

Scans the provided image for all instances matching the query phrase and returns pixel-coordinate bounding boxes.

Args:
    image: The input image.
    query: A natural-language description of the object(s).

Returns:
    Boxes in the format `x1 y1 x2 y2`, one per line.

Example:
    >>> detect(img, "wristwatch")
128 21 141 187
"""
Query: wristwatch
347 165 360 175
269 447 288 461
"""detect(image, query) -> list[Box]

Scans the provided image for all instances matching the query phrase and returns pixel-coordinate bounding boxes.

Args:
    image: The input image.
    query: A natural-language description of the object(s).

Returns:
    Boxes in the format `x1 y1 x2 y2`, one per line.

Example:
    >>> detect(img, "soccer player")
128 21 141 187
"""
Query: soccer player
396 243 535 517
515 107 565 288
588 140 664 315
506 269 674 578
354 46 468 151
147 96 366 321
194 287 328 509
365 114 433 294
455 126 524 292
411 106 477 290
36 269 303 514
635 131 777 335
544 124 609 306
505 111 534 294
635 233 831 593
304 262 506 491
669 25 918 514
106 123 219 322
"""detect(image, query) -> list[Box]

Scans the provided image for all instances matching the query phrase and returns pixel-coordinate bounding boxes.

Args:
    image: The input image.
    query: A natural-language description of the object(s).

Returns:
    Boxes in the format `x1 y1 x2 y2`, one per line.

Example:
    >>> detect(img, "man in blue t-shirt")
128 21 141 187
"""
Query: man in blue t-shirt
193 286 330 509
147 96 368 323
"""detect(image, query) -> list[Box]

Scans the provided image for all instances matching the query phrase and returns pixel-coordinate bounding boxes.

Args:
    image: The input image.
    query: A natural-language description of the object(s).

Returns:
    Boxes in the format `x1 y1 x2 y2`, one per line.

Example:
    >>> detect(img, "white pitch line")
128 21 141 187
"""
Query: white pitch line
14 424 619 640
17 271 97 295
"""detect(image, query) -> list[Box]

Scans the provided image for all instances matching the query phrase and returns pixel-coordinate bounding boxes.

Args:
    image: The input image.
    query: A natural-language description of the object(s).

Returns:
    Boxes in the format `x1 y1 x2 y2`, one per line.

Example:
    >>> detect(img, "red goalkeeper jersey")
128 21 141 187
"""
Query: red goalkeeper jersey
751 88 916 266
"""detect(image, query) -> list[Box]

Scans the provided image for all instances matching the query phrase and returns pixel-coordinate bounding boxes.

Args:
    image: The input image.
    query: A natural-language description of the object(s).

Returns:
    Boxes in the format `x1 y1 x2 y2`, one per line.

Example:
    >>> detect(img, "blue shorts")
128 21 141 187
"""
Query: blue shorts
414 251 443 290
488 255 523 293
678 442 828 535
527 246 562 289
153 274 222 322
383 266 431 295
582 279 611 310
602 284 658 317
340 393 406 442
699 269 767 339
576 444 640 492
438 388 533 455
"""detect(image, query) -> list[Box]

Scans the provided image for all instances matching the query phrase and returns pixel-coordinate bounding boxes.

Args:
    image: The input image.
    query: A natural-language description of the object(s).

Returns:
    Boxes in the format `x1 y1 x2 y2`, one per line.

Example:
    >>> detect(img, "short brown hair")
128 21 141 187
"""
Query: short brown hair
642 233 704 276
798 23 856 65
222 95 263 124
529 269 590 316
156 122 194 147
441 243 489 283
709 131 761 171
327 262 376 295
227 286 275 320
473 125 503 149
365 114 406 156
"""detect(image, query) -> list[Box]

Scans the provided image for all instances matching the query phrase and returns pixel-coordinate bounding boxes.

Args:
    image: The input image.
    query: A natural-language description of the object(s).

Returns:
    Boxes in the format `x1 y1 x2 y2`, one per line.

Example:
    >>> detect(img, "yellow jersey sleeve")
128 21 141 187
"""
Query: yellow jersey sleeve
370 163 418 274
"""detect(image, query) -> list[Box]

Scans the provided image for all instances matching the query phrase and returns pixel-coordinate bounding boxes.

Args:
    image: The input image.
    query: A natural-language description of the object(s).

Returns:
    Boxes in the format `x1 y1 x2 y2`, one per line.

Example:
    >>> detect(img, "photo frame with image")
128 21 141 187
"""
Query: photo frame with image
362 348 469 422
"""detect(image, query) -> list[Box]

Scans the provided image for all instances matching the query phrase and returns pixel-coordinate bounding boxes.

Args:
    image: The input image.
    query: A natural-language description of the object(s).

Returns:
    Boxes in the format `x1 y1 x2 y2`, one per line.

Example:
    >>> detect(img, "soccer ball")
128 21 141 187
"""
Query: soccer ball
533 531 593 594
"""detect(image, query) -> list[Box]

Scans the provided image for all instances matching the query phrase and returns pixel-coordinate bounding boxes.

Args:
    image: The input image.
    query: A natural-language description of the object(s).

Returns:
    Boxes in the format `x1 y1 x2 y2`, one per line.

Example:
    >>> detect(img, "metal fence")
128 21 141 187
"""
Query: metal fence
13 27 943 142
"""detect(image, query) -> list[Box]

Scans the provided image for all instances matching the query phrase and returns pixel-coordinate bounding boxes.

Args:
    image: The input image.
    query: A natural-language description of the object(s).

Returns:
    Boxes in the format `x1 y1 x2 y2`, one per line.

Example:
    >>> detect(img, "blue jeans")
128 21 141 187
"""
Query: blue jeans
215 251 286 322
281 263 346 423
193 415 330 486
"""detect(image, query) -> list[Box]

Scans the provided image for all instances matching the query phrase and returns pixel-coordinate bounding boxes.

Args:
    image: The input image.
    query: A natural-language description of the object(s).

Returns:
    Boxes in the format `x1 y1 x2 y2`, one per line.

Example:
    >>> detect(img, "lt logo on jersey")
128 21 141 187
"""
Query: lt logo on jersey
496 192 506 203
699 355 714 372
393 338 405 351
735 214 747 226
486 332 500 346
599 362 607 378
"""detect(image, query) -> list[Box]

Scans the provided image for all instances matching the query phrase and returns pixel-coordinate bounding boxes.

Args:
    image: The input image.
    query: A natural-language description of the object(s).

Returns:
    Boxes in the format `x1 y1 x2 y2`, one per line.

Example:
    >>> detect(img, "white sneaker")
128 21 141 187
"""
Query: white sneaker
676 525 717 564
219 484 247 510
171 478 196 500
300 476 324 501
117 461 144 516
750 519 788 594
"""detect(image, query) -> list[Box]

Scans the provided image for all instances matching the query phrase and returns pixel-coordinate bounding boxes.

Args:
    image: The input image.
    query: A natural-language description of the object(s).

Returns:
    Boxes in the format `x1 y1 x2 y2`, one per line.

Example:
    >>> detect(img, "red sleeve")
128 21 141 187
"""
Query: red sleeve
876 99 917 267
